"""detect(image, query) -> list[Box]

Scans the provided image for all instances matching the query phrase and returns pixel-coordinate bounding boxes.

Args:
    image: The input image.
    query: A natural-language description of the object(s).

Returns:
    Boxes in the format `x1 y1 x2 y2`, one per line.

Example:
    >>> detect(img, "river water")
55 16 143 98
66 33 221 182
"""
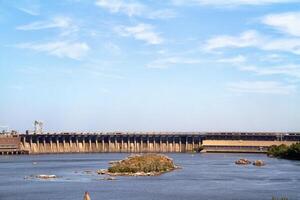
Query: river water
0 153 299 200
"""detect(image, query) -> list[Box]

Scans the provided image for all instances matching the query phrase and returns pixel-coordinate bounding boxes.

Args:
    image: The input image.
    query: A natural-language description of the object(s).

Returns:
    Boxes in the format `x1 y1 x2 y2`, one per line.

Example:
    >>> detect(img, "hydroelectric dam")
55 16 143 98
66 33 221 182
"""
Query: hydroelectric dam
1 132 300 155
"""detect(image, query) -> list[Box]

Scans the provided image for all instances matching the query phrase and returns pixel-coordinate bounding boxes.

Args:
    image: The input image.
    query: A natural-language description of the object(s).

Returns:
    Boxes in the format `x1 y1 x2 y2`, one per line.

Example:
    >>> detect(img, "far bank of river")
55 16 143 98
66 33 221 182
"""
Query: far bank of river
0 153 299 200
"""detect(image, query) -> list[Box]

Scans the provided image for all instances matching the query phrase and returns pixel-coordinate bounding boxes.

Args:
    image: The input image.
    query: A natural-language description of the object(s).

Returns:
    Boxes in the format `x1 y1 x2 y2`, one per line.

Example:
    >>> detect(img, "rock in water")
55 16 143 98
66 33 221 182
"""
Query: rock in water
35 174 57 179
83 192 91 200
253 160 265 166
235 158 251 165
102 176 116 180
96 169 107 175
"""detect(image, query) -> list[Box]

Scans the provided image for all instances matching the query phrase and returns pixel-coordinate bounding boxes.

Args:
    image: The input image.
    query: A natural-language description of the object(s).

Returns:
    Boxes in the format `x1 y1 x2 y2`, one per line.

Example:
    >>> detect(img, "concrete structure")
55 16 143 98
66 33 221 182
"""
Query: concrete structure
1 132 299 155
20 133 202 154
16 132 300 154
202 132 300 153
0 135 28 155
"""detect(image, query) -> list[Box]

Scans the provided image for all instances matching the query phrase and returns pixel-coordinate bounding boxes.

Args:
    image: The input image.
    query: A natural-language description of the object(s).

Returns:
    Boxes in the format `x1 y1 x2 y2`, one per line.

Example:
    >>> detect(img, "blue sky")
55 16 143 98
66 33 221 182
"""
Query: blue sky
1 0 300 132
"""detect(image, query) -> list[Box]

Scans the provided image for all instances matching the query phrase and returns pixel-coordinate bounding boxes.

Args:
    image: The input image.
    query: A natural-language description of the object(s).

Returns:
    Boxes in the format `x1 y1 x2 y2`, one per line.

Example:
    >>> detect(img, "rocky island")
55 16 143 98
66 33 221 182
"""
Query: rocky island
98 154 178 176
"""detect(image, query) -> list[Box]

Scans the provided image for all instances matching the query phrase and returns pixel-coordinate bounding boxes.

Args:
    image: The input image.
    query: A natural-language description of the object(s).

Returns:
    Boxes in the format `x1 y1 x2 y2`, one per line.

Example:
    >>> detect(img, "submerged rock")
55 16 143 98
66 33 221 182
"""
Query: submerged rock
253 160 265 166
102 176 116 181
235 158 251 165
84 170 93 174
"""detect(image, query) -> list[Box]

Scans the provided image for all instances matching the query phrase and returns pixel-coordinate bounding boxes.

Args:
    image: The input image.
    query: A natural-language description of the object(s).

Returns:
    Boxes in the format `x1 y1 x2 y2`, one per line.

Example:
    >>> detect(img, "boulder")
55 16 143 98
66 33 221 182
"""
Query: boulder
96 169 107 175
235 158 251 165
253 160 265 166
35 174 57 179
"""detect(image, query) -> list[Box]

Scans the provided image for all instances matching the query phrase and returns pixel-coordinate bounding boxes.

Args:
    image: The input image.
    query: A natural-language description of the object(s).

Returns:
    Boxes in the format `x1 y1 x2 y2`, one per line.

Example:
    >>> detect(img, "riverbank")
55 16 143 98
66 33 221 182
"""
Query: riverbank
267 143 300 160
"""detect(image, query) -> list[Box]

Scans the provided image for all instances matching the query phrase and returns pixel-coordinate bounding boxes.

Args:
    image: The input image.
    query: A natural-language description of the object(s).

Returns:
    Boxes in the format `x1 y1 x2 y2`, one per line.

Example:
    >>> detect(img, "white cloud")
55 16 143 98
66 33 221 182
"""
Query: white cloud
105 42 121 54
205 30 300 55
239 64 300 78
18 7 40 16
16 41 89 60
147 9 177 19
115 23 163 45
260 54 284 62
263 38 300 55
147 57 202 69
217 54 300 79
217 55 247 64
205 30 263 51
95 0 176 19
173 0 298 7
227 81 296 95
95 0 145 17
17 16 73 31
262 12 300 37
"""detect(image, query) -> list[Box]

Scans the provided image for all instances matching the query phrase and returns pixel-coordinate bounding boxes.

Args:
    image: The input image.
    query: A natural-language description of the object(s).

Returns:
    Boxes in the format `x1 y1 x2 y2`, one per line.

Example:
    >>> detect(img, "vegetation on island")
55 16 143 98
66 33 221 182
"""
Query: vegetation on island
267 143 300 160
106 154 177 176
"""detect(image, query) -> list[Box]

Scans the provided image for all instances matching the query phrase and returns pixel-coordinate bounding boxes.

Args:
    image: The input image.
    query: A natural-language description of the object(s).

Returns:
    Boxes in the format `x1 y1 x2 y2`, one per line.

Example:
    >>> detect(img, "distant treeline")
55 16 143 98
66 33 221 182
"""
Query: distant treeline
267 143 300 160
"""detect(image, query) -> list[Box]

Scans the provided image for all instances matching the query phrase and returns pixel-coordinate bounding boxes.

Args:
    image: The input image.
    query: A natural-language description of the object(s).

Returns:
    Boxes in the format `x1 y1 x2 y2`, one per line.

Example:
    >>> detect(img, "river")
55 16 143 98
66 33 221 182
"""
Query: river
0 153 299 200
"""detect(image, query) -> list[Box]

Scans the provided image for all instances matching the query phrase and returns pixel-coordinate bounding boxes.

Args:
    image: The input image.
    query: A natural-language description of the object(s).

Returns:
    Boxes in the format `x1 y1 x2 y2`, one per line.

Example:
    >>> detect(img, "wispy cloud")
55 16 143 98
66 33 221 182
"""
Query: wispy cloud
95 0 144 17
18 7 40 16
262 12 300 37
217 54 300 79
227 81 296 95
259 54 285 62
217 55 247 64
172 0 298 7
239 64 300 79
95 0 176 19
205 30 263 51
104 42 121 54
17 16 73 31
147 57 202 69
205 30 300 55
16 41 89 60
147 9 177 19
115 23 163 45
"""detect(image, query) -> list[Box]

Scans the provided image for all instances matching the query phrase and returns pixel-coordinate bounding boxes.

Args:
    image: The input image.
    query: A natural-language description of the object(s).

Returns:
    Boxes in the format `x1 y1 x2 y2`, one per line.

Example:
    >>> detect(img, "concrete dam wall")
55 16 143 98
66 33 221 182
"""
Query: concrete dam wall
18 132 300 154
20 133 203 154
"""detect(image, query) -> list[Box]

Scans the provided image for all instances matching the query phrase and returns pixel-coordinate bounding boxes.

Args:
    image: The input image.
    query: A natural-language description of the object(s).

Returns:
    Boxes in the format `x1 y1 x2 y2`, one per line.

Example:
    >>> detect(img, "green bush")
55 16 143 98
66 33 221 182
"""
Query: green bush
268 143 300 160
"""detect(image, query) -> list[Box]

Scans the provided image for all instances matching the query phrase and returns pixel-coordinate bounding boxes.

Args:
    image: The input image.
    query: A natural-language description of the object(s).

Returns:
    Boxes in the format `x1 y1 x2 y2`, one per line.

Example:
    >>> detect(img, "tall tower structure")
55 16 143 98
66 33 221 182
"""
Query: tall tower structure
34 121 43 135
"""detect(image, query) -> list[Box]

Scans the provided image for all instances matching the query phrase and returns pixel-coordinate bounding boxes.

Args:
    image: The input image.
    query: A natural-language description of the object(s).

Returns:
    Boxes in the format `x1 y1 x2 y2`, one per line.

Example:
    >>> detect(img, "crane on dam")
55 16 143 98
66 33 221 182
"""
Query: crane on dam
34 121 43 135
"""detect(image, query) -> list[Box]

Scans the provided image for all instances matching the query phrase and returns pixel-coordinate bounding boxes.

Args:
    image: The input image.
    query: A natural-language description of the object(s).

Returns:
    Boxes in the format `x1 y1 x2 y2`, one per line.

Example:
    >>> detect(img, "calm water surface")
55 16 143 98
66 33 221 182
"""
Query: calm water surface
0 153 299 200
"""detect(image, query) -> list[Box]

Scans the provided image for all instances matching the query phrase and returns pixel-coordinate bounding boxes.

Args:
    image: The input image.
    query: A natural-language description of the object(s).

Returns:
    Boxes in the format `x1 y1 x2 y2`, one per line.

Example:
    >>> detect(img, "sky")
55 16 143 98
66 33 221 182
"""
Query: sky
0 0 300 132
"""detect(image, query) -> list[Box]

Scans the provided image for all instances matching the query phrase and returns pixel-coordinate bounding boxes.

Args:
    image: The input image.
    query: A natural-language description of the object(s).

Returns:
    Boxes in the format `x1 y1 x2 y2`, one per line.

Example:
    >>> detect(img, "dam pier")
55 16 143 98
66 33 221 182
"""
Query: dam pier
1 132 300 155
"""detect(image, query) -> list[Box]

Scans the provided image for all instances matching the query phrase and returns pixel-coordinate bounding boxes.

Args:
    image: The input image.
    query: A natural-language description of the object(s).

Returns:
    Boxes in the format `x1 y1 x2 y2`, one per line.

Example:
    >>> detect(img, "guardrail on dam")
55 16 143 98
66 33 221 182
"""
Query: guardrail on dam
15 132 300 154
